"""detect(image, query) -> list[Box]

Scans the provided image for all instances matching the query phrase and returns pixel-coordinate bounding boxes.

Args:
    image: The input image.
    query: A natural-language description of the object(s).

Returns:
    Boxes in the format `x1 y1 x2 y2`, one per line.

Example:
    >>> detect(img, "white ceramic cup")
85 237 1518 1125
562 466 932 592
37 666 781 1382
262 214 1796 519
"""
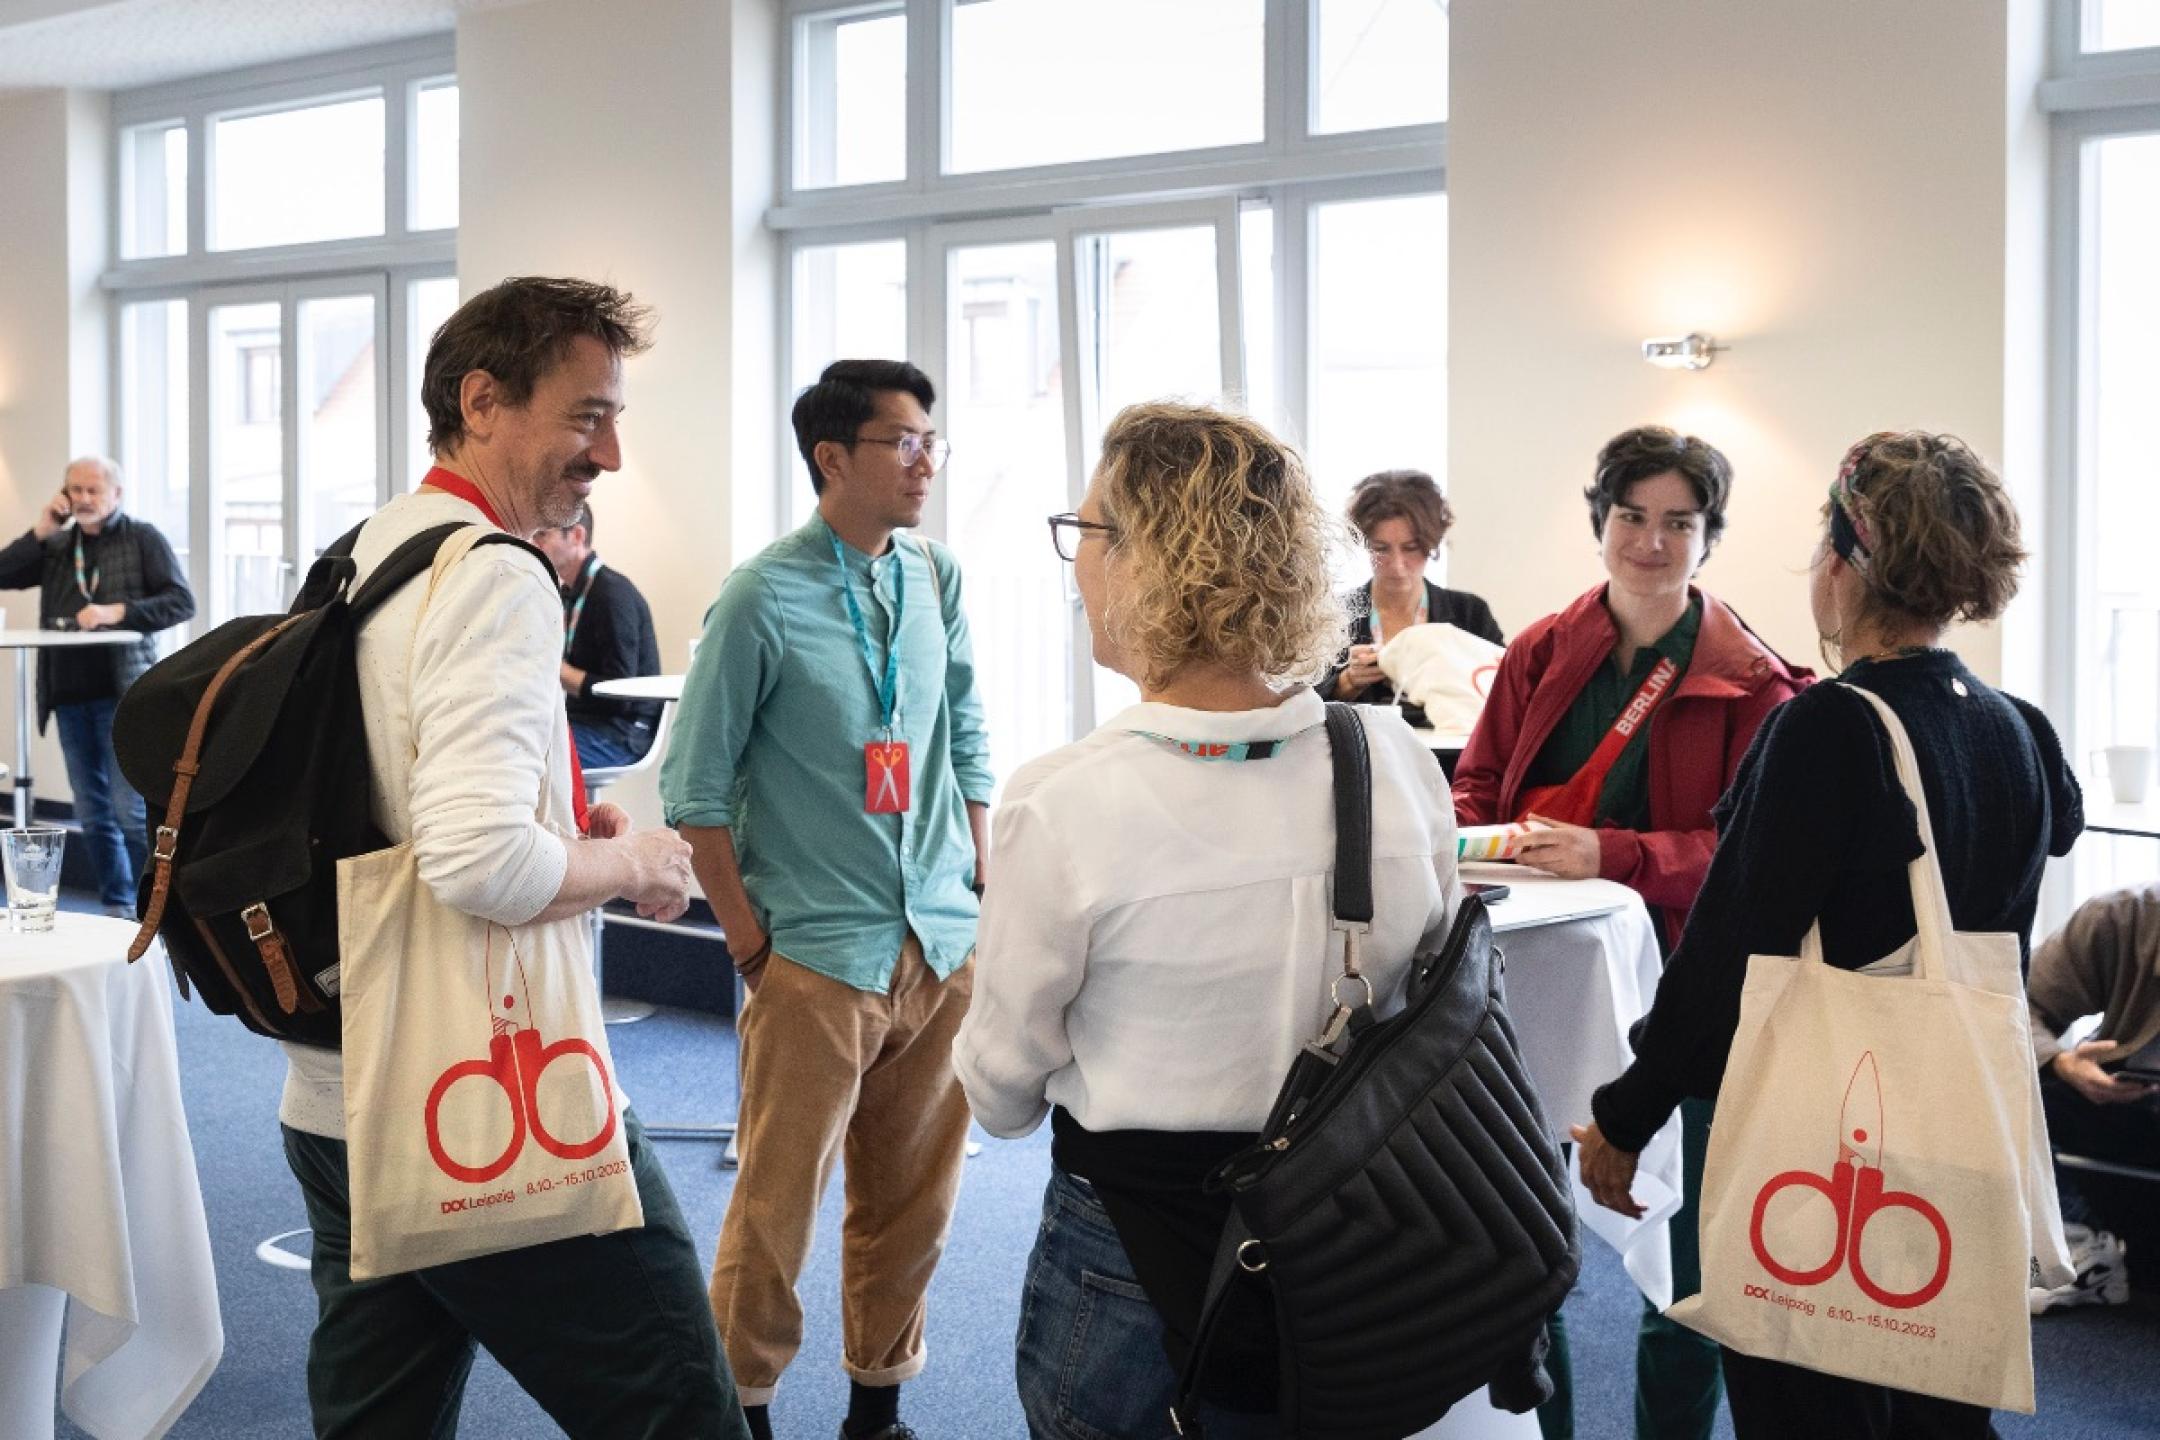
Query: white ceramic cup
2096 745 2154 805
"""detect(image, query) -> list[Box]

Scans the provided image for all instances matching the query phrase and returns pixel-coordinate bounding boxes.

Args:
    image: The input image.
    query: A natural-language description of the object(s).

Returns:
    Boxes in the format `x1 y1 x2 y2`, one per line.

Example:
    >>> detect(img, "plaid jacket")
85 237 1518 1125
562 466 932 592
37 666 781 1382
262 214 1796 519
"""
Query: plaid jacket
0 513 195 729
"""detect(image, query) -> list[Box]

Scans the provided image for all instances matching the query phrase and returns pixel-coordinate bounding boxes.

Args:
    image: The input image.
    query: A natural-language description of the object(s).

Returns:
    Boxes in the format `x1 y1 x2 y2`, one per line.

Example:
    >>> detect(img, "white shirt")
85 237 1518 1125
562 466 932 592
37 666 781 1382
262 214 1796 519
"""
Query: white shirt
280 490 577 1137
952 689 1463 1138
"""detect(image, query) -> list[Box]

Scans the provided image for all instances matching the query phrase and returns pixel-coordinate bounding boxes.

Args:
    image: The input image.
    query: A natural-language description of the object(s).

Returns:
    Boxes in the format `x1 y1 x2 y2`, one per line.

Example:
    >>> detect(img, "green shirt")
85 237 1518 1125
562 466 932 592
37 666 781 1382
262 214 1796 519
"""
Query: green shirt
1524 596 1702 832
660 514 993 993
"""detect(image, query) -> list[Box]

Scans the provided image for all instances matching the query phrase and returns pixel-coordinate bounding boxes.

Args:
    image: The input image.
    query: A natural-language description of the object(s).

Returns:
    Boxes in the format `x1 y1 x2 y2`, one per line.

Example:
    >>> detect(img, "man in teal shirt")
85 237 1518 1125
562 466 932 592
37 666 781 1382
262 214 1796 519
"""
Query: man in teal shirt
663 359 989 1440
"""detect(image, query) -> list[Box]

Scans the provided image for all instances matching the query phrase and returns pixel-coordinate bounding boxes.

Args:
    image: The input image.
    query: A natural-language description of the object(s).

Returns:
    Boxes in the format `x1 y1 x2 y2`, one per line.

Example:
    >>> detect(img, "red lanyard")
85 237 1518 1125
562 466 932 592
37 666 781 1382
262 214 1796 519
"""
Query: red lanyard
419 469 590 835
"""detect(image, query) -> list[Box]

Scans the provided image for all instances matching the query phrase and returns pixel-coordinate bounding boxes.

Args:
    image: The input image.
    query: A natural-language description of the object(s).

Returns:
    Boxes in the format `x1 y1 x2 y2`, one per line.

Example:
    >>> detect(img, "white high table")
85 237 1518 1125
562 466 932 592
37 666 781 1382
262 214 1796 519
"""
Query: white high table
0 912 221 1440
591 672 684 704
0 629 144 827
1409 864 1680 1439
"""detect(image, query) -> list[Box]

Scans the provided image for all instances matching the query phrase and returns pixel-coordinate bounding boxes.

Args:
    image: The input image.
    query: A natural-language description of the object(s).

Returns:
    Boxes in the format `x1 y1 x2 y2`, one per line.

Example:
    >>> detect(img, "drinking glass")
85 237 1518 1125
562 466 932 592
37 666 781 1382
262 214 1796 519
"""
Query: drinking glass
2 826 67 933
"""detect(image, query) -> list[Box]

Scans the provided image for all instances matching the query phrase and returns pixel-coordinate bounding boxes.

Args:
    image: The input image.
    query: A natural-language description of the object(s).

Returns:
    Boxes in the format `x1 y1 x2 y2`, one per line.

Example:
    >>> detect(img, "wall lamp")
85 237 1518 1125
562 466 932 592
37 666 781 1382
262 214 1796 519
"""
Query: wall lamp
1640 333 1724 371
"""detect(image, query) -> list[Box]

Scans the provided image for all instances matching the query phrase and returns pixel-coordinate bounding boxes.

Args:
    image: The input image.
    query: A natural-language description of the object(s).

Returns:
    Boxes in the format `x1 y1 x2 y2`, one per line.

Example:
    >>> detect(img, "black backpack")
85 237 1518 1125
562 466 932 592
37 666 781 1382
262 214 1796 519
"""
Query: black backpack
113 520 545 1046
1173 705 1580 1438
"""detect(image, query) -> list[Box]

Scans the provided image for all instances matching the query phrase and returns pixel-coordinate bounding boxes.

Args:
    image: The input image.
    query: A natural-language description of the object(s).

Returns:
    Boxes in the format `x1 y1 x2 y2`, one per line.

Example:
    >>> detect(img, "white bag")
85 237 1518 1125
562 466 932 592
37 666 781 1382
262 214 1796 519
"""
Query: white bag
1667 685 2061 1413
1378 622 1504 733
337 528 641 1281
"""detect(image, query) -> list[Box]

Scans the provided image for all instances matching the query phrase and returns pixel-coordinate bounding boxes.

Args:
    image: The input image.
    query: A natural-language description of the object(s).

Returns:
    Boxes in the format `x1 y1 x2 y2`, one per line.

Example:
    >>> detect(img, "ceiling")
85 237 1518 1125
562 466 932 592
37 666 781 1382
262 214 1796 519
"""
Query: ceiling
0 0 531 93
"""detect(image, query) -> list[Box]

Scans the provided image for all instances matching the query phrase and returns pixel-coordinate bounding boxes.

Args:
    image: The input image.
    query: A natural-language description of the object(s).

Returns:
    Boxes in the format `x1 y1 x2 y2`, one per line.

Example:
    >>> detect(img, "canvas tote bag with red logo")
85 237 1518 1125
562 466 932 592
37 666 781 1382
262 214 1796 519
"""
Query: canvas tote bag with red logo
1666 685 2063 1413
337 528 641 1280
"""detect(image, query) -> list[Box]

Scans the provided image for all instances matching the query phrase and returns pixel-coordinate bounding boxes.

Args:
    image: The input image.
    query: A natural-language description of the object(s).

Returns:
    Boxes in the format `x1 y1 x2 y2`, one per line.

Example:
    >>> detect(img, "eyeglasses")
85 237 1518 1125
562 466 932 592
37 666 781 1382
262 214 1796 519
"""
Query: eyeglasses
852 432 952 471
1364 541 1434 561
1048 512 1117 562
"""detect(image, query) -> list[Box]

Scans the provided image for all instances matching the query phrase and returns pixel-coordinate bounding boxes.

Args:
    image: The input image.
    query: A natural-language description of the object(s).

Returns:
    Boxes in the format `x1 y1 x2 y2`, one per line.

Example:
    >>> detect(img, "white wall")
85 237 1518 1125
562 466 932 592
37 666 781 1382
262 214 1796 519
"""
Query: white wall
1448 0 2046 690
457 0 776 827
0 86 110 807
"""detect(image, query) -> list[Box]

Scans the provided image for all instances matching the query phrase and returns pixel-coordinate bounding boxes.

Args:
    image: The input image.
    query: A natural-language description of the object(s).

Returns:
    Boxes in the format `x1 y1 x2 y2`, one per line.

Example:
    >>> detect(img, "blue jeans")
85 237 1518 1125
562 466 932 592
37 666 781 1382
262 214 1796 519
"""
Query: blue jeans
282 1109 748 1439
56 697 147 909
571 722 649 771
1017 1166 1280 1440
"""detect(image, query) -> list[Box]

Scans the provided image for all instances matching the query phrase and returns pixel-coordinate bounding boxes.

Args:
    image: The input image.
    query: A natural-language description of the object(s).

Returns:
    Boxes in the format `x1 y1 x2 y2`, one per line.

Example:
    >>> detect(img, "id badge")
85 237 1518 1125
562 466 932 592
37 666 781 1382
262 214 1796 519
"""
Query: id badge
866 739 911 813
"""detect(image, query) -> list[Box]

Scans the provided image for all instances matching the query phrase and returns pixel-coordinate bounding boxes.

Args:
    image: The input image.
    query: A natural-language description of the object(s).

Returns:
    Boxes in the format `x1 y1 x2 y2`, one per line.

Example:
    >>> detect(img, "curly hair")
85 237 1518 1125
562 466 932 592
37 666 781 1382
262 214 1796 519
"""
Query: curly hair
1093 402 1346 691
1584 424 1732 546
1829 431 2026 629
1347 469 1455 553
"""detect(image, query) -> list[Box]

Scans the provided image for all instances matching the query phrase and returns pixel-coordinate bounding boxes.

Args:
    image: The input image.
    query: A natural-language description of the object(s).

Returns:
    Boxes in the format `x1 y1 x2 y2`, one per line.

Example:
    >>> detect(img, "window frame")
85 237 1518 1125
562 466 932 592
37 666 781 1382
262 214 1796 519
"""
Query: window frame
773 0 1444 766
771 0 1443 227
105 37 456 291
104 40 457 630
2044 0 2160 907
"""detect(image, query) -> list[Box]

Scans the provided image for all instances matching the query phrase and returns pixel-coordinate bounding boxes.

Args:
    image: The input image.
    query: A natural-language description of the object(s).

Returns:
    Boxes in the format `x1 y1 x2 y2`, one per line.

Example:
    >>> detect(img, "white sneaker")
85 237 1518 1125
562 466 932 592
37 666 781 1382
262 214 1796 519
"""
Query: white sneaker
2030 1226 2130 1315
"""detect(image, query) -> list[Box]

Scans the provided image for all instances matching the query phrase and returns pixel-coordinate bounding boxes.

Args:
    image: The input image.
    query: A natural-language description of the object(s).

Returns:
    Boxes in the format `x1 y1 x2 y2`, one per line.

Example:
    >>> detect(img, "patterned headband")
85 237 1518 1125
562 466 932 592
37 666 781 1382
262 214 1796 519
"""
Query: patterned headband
1827 439 1876 565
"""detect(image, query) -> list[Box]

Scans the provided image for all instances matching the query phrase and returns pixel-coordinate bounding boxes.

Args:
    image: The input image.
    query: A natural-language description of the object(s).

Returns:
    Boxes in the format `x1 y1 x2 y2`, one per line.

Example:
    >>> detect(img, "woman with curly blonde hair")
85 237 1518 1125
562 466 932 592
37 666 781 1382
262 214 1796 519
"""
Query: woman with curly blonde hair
953 402 1464 1436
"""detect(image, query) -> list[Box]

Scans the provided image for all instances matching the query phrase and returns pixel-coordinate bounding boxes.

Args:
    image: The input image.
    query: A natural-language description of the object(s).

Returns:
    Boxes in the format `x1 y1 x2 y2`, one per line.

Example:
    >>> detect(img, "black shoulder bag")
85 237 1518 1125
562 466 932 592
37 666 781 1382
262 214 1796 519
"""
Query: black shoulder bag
1172 703 1581 1438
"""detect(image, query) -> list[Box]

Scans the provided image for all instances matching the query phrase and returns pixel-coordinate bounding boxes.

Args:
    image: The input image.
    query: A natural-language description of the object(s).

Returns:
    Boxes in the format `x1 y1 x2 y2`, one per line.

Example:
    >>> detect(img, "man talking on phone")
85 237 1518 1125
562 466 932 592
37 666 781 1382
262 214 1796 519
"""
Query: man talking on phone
0 457 194 915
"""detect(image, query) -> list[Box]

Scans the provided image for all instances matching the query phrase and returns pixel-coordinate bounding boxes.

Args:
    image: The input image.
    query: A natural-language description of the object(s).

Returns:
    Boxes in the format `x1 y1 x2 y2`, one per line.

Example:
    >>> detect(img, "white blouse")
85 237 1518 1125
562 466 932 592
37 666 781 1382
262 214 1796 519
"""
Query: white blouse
953 688 1463 1137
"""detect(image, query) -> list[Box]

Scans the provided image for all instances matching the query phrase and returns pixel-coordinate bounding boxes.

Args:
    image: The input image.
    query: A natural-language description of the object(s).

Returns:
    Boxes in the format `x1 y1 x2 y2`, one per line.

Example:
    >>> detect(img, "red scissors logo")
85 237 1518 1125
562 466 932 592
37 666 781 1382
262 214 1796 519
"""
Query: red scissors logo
1748 1051 1952 1310
422 930 617 1184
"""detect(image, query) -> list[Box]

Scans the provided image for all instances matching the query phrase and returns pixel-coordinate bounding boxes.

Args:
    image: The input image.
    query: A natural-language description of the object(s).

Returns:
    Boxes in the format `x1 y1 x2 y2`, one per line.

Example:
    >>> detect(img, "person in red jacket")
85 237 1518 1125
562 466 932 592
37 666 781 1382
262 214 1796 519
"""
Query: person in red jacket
1453 424 1809 1440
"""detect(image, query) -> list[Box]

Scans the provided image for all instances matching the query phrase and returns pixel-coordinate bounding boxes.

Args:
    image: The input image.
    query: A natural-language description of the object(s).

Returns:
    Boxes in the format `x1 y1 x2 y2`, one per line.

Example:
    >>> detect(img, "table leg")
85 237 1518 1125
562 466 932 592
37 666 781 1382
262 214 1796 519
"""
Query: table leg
645 971 745 1167
13 649 31 829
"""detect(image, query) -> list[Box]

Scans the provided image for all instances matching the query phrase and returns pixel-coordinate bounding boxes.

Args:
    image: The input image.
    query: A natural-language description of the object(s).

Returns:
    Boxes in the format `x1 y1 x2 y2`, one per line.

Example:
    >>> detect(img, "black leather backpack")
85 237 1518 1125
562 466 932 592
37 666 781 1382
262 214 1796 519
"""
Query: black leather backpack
1173 704 1581 1438
112 520 544 1046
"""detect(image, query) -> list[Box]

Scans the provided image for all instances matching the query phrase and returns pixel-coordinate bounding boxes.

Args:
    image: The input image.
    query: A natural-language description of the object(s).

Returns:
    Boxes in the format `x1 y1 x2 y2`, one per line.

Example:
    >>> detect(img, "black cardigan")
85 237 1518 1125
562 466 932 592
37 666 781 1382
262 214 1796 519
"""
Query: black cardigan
1592 651 2083 1152
1320 579 1505 709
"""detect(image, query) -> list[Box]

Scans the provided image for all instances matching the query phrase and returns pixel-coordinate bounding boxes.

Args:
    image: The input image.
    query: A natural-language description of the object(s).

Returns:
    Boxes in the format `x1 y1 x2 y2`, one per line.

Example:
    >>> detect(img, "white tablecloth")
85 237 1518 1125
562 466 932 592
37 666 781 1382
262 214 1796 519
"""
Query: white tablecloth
0 913 222 1440
1473 865 1685 1308
1407 869 1682 1439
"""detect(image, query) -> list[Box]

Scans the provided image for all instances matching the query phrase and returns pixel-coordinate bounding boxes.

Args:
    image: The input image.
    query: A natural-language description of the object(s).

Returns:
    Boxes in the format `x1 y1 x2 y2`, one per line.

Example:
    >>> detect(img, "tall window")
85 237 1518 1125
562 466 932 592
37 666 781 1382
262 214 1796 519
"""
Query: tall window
108 40 456 629
2048 0 2160 899
777 0 1446 791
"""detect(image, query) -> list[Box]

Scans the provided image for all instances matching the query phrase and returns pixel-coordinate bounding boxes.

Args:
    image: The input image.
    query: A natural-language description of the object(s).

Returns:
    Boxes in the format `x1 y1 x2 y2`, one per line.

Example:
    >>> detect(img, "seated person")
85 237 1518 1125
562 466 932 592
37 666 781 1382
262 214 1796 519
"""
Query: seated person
2027 882 2160 1312
1323 468 1503 724
1453 424 1809 1440
534 505 663 769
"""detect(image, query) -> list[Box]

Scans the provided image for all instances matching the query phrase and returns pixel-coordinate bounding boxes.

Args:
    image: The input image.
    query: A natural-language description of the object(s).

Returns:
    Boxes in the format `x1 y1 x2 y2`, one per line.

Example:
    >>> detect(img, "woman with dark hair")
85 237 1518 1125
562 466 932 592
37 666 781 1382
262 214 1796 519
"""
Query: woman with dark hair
1577 431 2082 1438
1454 424 1810 1440
1323 468 1503 713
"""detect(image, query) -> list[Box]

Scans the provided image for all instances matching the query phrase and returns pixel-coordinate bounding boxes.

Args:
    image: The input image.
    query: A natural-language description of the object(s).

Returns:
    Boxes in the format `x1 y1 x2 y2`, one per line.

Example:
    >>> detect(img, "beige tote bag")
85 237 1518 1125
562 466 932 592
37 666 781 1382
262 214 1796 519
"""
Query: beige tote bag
1667 685 2063 1413
338 527 641 1281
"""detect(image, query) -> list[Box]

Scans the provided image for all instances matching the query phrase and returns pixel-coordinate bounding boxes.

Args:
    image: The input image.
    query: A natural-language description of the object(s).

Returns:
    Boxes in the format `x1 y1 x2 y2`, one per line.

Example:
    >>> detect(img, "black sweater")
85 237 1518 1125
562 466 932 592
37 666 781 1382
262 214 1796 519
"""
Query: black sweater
1591 651 2083 1152
562 560 663 755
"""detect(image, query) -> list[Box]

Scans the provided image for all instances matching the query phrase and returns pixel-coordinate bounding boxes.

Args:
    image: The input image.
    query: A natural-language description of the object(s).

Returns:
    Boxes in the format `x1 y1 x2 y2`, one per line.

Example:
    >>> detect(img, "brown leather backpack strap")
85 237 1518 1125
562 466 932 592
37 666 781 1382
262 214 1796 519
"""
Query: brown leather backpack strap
128 612 309 963
240 901 312 1013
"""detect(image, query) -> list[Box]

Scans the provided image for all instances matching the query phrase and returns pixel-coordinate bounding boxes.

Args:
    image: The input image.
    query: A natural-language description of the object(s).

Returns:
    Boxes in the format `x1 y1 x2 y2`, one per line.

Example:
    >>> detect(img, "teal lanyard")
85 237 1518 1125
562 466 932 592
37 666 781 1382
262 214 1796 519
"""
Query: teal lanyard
1128 721 1322 761
831 531 903 734
562 555 601 655
72 532 98 602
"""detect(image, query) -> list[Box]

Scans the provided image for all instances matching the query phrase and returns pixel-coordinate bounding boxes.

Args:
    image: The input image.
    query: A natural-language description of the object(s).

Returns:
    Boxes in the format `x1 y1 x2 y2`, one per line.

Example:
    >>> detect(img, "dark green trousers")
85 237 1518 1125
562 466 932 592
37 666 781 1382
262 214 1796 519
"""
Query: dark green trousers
282 1109 750 1440
1539 1098 1725 1440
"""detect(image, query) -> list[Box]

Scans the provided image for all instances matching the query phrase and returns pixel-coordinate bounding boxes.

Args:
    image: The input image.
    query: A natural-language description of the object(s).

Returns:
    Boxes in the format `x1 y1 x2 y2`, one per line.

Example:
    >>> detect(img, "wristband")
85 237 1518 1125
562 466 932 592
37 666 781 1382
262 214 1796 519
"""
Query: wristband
735 933 773 975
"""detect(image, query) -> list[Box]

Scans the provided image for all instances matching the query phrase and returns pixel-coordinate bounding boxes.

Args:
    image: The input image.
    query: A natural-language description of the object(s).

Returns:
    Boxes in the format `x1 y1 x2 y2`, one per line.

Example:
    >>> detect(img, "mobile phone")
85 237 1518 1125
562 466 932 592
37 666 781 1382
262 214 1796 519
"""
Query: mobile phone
2108 1032 2160 1083
1466 882 1511 905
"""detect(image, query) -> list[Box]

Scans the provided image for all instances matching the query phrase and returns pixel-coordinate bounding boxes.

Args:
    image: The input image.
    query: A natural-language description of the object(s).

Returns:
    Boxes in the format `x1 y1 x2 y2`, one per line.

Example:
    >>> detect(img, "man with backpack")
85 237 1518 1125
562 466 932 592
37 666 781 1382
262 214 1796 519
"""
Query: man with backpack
273 276 749 1437
0 456 193 916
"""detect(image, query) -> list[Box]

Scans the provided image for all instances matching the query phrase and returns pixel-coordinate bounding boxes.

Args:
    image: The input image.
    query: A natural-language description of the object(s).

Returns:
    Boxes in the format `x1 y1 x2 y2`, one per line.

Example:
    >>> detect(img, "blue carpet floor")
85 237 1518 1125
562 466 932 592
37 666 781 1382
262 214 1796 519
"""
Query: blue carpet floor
53 978 2160 1439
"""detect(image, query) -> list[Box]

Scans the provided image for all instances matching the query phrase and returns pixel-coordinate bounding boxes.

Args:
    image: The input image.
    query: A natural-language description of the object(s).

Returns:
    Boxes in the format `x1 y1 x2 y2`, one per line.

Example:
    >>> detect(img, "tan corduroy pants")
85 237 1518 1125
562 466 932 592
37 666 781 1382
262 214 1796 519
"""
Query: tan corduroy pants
708 934 974 1404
